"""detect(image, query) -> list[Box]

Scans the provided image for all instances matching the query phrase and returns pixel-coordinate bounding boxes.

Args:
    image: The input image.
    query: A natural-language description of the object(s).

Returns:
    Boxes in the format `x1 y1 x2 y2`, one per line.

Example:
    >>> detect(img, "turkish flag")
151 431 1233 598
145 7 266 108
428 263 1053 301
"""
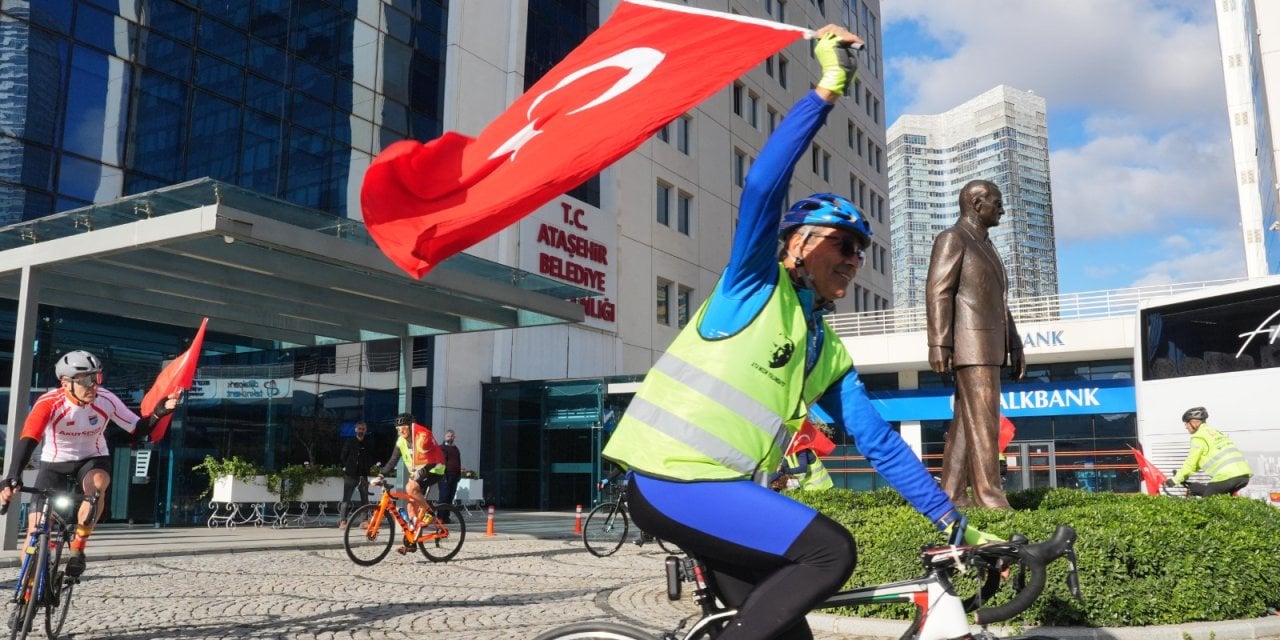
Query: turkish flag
362 0 809 277
1129 446 1168 496
998 414 1016 452
787 419 837 457
142 318 208 443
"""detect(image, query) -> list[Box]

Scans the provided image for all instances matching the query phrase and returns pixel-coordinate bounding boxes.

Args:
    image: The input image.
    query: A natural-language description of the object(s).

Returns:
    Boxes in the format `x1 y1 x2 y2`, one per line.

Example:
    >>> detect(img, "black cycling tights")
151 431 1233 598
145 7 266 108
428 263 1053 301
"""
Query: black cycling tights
627 481 856 640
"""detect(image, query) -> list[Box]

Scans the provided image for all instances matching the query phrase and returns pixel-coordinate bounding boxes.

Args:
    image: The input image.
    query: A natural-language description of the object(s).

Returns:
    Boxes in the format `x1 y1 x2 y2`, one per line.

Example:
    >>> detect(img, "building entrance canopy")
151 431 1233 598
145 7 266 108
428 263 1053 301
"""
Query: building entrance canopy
0 178 587 346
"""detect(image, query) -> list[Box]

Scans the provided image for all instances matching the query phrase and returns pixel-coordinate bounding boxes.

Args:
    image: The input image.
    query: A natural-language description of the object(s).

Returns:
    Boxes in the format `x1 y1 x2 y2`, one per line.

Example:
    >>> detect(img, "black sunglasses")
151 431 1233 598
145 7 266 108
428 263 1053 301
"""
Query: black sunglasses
809 232 865 261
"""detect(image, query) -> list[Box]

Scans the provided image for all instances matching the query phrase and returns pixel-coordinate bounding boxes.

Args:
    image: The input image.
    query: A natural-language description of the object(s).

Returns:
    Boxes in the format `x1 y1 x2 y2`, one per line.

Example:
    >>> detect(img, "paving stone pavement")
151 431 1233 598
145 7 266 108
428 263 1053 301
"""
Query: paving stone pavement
2 538 862 640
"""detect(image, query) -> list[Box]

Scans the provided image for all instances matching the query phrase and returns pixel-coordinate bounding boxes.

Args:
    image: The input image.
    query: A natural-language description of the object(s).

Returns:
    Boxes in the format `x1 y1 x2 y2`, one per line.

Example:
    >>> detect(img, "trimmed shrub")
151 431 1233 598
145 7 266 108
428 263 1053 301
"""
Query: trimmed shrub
789 488 1280 627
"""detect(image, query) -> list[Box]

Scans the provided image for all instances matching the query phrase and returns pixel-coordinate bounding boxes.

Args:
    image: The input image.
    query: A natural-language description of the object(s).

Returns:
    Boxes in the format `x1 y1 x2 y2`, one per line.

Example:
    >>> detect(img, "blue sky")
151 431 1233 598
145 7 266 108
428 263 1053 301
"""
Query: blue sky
881 0 1245 294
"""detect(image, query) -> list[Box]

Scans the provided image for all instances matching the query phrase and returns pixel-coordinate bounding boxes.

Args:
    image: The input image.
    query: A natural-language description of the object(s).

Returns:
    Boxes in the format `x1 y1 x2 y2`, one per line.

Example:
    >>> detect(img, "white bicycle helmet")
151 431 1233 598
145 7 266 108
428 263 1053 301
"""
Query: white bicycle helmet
56 350 103 381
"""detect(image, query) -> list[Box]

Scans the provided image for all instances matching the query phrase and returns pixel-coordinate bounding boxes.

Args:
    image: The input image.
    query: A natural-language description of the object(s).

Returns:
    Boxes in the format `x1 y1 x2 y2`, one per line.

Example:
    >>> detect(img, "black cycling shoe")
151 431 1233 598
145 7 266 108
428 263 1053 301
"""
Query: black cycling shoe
65 552 86 578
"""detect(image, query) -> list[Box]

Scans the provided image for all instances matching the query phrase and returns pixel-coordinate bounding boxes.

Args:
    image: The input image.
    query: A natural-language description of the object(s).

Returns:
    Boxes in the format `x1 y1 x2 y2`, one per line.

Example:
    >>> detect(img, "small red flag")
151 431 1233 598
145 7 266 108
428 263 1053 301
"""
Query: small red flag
361 0 809 277
787 419 837 457
998 414 1016 452
142 318 208 443
1129 445 1168 496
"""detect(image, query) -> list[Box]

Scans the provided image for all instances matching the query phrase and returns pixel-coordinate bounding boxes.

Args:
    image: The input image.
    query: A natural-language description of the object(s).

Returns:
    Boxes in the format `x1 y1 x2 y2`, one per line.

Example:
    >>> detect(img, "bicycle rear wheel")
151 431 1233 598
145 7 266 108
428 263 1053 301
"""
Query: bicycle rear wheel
531 621 653 640
344 504 395 566
44 574 71 640
583 502 628 557
417 504 466 562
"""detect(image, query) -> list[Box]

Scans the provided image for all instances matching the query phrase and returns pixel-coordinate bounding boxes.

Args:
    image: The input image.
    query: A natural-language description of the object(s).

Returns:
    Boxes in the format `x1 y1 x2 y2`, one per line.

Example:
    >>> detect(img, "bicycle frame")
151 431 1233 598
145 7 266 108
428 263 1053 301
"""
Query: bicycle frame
366 485 448 545
666 556 966 640
662 526 1081 640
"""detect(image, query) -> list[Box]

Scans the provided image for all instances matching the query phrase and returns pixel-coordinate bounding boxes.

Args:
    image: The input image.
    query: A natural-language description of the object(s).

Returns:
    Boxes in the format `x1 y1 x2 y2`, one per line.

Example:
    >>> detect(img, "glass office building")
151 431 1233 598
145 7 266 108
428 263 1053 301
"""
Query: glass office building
0 0 451 524
1 0 446 221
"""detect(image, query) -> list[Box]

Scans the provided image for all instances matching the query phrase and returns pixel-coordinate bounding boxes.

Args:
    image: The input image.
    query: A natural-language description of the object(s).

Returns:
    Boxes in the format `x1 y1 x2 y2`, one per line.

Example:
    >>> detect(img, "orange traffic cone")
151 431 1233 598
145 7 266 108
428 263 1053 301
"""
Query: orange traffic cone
574 504 583 535
484 505 496 537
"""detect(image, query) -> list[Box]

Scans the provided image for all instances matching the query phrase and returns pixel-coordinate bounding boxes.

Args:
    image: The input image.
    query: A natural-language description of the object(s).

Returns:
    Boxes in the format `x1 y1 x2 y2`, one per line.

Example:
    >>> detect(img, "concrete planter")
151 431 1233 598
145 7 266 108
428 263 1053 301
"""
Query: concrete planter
211 475 275 503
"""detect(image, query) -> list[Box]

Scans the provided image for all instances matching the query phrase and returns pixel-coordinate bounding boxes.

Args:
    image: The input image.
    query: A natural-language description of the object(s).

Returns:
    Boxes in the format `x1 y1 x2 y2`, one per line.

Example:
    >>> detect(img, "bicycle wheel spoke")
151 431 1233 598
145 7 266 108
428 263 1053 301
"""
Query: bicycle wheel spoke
343 504 395 566
418 505 465 562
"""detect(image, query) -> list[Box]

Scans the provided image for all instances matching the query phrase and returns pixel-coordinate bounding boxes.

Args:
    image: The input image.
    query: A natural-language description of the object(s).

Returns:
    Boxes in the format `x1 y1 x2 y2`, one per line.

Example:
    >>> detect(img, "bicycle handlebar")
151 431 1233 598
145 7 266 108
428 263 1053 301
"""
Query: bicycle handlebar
922 524 1081 625
0 486 90 516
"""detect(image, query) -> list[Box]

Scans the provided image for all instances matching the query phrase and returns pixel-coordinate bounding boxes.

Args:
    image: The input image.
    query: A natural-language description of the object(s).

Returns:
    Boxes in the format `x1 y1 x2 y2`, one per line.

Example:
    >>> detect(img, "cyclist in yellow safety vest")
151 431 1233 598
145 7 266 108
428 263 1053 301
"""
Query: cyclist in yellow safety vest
379 412 447 549
773 449 834 491
1166 406 1252 497
601 25 980 640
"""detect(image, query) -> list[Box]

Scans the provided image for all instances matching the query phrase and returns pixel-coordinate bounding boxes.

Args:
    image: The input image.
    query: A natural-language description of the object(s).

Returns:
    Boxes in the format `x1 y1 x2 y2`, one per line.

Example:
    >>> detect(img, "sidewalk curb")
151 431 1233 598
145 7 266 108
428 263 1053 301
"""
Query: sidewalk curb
806 611 1280 640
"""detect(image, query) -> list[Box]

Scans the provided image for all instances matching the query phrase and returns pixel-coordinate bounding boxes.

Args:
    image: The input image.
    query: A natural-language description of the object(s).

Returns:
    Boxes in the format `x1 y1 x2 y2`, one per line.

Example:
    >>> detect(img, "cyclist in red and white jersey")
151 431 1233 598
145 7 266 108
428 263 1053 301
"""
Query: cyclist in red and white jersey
0 350 179 577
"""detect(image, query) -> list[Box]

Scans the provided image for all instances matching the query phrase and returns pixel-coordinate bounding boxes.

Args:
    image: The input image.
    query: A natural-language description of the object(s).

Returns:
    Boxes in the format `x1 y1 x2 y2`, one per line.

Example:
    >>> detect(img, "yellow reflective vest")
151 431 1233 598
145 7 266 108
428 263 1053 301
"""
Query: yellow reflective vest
1172 424 1252 484
783 451 834 491
603 265 852 483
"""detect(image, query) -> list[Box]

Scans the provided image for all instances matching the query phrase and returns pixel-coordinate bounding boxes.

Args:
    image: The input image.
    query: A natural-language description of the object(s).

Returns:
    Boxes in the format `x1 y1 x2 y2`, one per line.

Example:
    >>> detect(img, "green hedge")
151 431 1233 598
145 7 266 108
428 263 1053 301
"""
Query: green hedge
790 488 1280 627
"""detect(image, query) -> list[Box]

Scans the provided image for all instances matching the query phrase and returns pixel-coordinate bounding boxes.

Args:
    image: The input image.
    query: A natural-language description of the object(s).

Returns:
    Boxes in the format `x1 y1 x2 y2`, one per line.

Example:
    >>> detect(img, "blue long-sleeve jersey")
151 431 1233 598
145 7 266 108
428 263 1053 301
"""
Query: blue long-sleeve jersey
698 92 953 524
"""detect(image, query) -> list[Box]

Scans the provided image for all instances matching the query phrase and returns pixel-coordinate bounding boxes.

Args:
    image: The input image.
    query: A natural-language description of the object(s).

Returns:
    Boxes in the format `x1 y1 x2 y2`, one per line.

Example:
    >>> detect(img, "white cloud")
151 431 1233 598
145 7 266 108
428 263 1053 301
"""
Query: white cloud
1048 124 1236 242
884 0 1246 289
1129 226 1247 287
885 1 1223 125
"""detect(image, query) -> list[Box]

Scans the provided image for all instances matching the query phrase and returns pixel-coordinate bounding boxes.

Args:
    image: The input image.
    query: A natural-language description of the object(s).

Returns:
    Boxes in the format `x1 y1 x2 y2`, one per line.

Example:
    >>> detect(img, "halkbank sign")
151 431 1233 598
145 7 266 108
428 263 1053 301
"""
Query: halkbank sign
869 379 1135 421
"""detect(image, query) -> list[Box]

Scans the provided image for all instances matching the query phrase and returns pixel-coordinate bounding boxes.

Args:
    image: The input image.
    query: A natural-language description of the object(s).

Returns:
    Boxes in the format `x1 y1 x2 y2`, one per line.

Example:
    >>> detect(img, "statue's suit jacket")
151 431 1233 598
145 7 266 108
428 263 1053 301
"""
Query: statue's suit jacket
926 216 1020 367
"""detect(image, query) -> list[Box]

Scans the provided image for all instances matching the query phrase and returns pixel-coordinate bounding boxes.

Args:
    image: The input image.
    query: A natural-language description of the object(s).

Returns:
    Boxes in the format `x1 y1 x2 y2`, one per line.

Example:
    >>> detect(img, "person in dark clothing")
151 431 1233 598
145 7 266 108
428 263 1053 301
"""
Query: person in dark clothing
438 430 462 523
338 421 372 529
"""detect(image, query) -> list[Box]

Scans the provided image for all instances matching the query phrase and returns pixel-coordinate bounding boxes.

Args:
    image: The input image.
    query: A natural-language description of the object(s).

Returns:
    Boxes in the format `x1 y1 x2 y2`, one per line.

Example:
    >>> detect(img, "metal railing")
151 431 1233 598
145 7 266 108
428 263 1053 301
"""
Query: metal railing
827 278 1246 338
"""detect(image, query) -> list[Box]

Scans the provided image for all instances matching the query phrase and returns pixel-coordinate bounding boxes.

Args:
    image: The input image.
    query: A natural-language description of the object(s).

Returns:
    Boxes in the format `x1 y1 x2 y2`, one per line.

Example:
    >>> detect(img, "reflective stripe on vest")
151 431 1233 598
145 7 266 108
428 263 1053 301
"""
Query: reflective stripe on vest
602 265 852 482
1201 446 1248 479
625 394 769 477
803 457 834 490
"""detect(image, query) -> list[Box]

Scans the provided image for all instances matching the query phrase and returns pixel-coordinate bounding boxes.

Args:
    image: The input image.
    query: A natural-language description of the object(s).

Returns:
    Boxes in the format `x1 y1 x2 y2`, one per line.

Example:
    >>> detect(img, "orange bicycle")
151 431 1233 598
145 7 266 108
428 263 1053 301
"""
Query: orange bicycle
343 478 465 565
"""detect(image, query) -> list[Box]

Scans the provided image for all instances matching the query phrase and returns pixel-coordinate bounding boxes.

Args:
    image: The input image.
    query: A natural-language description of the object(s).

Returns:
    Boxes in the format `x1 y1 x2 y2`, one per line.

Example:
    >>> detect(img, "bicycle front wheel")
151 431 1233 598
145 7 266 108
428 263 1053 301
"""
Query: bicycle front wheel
44 530 71 640
417 504 466 562
11 533 48 640
532 621 653 640
344 504 395 566
654 537 681 555
582 502 628 557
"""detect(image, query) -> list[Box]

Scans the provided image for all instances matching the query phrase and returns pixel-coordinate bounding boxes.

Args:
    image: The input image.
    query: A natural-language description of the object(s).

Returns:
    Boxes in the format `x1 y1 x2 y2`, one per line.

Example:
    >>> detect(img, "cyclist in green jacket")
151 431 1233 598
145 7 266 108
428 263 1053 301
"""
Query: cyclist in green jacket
1165 406 1252 497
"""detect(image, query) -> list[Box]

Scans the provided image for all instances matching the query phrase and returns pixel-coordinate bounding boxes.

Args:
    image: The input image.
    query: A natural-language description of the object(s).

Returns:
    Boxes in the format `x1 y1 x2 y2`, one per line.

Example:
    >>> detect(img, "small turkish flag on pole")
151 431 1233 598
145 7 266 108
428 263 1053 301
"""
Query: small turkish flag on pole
786 419 837 457
1129 446 1168 496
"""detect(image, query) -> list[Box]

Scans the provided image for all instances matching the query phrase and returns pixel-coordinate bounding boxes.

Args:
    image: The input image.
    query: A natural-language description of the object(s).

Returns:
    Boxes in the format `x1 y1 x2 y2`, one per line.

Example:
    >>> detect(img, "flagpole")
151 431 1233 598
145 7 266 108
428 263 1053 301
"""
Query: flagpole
620 0 818 38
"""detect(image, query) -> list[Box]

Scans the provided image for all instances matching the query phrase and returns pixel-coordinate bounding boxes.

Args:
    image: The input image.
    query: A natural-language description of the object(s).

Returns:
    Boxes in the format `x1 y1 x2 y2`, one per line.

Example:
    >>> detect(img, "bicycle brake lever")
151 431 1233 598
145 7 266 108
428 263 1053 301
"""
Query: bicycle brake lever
1064 548 1084 601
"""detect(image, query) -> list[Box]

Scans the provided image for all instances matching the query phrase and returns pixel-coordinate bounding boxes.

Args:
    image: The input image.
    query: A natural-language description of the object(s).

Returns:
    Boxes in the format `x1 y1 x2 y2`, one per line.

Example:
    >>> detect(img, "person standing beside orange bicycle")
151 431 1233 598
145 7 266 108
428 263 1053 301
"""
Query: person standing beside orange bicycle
378 412 445 553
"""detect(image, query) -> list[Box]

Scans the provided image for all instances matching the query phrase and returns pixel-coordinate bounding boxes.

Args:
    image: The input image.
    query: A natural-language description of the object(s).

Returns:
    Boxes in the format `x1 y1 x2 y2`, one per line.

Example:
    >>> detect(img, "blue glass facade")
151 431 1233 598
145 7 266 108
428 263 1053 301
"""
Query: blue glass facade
0 0 447 222
0 0 448 525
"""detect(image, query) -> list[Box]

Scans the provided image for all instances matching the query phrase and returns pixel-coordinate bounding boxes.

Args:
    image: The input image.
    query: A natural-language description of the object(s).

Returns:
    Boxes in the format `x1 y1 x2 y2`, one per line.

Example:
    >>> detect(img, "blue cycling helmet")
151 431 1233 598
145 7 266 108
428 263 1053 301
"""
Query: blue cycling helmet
778 193 872 244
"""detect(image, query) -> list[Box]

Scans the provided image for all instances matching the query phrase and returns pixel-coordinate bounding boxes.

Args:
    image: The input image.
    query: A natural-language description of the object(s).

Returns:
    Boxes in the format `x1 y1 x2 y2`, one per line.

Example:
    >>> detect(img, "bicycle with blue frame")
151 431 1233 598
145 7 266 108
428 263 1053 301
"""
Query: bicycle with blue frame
2 485 95 640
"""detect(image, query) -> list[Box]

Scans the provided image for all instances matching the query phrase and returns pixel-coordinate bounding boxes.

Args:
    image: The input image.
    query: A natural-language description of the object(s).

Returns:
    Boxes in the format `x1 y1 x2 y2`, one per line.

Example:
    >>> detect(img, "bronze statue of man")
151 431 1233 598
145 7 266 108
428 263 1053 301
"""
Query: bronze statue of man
925 180 1026 509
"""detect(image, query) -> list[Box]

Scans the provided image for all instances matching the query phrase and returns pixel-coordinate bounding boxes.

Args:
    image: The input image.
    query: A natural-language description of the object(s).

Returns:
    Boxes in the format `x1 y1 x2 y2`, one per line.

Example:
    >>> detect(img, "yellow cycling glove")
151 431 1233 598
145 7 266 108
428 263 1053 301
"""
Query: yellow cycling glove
814 32 859 96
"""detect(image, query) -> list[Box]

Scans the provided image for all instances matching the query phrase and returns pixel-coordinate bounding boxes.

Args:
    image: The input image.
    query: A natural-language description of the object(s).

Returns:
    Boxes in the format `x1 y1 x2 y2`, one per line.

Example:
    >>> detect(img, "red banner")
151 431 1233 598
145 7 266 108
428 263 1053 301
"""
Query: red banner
142 318 208 443
361 0 809 277
787 419 837 457
1129 446 1168 496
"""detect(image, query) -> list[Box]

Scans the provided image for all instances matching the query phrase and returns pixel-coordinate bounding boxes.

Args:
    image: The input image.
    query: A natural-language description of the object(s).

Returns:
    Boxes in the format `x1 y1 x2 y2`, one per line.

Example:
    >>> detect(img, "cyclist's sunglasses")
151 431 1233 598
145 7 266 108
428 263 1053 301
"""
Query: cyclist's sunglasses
809 232 865 261
66 372 102 388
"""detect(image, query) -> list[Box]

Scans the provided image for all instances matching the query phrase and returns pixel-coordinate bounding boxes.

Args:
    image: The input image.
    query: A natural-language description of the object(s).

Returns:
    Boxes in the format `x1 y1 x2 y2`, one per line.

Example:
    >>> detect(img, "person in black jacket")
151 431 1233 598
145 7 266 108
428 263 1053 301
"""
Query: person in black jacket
338 421 372 529
438 430 462 523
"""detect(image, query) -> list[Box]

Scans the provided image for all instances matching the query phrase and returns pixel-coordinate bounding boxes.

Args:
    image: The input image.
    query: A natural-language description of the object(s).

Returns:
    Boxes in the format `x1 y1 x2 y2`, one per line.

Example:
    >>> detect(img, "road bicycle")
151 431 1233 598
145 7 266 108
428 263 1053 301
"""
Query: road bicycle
2 486 95 640
343 477 465 565
583 485 679 558
539 524 1081 640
